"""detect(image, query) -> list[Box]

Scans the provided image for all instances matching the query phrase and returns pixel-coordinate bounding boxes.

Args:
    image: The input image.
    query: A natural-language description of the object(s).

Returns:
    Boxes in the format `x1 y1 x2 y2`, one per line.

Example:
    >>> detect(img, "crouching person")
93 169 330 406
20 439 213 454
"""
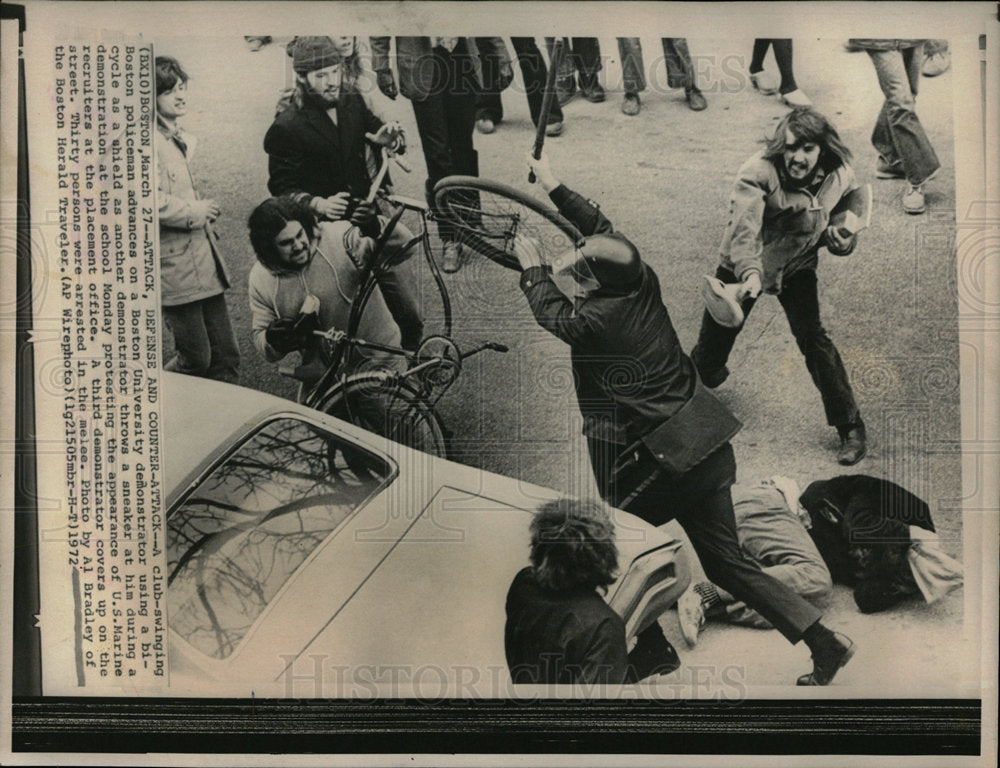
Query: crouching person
247 195 404 389
505 498 680 687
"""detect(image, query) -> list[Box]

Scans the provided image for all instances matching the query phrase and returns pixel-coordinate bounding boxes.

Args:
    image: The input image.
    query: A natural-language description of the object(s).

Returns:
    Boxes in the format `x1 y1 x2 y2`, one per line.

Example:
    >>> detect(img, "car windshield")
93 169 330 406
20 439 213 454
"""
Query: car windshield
167 417 391 660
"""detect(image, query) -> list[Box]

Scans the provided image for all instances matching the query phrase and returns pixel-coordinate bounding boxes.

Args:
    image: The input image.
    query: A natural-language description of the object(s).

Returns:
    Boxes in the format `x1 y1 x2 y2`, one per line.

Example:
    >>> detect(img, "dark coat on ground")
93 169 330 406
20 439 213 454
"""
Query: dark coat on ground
799 474 933 612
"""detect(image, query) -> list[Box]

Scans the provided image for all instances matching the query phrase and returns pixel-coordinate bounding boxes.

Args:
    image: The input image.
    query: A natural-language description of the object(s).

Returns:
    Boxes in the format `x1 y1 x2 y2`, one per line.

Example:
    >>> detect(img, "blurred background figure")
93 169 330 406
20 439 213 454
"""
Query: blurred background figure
475 37 565 137
748 39 812 107
371 36 510 272
616 38 708 115
848 39 941 215
547 37 605 104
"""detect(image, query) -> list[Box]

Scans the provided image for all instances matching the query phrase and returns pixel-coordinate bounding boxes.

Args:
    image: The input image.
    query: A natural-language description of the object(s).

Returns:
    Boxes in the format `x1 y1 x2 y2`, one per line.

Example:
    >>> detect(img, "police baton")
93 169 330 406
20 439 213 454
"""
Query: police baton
528 38 564 184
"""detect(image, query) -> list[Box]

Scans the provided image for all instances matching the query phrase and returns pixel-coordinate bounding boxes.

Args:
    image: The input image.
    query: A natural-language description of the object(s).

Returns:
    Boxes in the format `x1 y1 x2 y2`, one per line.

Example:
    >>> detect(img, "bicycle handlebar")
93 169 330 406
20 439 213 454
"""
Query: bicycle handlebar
364 133 411 203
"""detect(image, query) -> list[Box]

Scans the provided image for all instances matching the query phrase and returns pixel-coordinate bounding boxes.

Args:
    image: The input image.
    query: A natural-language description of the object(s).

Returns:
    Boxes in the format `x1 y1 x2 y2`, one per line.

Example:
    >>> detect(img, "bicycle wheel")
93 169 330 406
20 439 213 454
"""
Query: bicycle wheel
316 371 449 459
433 176 583 271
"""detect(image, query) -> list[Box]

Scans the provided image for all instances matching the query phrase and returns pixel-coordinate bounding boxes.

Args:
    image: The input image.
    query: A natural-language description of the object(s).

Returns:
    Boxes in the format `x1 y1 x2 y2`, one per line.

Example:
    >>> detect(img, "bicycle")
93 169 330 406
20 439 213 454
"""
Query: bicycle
430 175 585 273
279 140 507 458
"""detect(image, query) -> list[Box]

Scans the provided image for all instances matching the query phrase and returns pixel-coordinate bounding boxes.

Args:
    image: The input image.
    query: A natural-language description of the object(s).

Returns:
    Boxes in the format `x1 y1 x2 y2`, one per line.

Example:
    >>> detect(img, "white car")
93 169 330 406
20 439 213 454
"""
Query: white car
163 373 689 696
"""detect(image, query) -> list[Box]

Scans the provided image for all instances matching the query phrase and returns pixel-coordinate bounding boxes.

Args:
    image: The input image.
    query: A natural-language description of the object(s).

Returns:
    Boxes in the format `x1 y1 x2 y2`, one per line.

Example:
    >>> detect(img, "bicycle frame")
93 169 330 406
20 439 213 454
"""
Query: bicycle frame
299 145 454 410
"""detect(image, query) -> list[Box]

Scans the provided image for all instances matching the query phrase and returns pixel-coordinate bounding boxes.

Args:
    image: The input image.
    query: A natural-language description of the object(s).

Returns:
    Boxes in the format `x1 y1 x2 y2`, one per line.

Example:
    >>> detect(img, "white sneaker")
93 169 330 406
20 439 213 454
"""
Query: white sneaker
903 183 926 214
782 89 812 107
677 585 706 647
750 70 778 95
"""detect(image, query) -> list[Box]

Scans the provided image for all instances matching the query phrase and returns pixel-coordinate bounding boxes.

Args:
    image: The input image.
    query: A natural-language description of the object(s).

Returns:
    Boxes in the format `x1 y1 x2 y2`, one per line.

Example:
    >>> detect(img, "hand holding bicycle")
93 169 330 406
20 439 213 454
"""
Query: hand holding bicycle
312 192 352 221
370 121 406 153
266 314 319 355
348 199 380 238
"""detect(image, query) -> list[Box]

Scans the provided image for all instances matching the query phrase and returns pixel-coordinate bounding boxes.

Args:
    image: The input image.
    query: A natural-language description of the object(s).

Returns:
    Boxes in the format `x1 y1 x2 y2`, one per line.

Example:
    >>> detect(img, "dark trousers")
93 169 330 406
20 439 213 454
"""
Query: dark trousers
546 37 601 86
409 47 479 243
163 293 241 383
587 439 822 642
476 37 565 127
691 266 861 429
750 39 798 94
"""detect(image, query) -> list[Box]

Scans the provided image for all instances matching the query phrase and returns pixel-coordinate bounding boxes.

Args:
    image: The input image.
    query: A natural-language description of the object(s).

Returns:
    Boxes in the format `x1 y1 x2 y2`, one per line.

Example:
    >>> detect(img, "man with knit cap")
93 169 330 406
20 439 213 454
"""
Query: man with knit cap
264 36 424 351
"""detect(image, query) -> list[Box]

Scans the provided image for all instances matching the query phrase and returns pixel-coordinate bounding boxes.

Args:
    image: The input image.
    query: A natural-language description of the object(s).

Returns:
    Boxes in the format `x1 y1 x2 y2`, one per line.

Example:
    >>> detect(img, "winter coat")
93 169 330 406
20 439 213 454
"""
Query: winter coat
519 184 735 451
504 567 629 685
799 474 935 613
369 36 511 102
720 152 859 294
265 90 384 202
155 125 231 306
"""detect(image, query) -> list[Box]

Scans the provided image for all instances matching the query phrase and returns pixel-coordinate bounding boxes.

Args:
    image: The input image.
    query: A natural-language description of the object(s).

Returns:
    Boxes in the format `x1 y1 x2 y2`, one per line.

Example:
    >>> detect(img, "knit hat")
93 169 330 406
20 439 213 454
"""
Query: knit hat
291 36 341 74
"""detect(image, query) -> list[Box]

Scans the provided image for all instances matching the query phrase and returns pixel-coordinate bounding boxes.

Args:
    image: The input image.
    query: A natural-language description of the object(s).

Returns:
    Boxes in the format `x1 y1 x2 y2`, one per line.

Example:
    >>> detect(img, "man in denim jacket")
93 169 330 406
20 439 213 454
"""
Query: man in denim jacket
691 107 868 466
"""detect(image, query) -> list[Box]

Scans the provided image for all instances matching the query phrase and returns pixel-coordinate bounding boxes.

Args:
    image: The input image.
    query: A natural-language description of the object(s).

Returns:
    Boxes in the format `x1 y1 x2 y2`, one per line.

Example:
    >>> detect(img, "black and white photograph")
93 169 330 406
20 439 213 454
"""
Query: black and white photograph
1 1 997 764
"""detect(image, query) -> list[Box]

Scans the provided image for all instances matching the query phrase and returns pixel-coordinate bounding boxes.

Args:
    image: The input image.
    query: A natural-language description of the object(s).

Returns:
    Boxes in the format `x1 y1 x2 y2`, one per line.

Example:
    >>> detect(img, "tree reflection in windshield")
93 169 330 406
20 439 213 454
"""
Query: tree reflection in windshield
167 418 390 660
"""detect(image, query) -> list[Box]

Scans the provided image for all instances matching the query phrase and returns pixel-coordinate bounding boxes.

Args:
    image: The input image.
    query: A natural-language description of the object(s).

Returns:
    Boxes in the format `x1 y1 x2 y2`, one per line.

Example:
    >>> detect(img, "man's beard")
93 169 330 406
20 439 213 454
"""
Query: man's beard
301 79 339 108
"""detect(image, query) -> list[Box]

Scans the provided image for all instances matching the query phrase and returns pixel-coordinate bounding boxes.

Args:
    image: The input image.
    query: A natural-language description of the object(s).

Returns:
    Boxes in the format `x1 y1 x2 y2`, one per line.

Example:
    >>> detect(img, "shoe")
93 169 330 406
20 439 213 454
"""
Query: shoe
544 120 564 137
628 623 681 680
245 36 272 52
621 92 641 116
875 158 906 179
902 183 926 214
677 586 706 647
797 632 855 685
837 423 867 465
749 70 778 95
475 117 495 135
686 87 707 111
556 77 576 106
698 365 729 389
580 80 606 103
441 241 466 274
922 51 951 77
781 89 812 107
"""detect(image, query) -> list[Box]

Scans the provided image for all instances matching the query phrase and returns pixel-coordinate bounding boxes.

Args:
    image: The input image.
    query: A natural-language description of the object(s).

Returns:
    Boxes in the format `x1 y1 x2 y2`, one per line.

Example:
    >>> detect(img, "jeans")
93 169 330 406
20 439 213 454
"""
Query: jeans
718 484 833 628
691 265 861 429
475 37 565 127
163 293 241 383
750 39 798 94
617 38 698 93
409 45 479 243
587 439 823 642
867 45 940 185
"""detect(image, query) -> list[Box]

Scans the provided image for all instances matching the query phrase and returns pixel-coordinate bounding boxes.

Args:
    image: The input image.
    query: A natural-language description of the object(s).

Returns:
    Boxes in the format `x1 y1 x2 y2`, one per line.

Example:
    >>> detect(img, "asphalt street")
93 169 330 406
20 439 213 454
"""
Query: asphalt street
157 34 968 692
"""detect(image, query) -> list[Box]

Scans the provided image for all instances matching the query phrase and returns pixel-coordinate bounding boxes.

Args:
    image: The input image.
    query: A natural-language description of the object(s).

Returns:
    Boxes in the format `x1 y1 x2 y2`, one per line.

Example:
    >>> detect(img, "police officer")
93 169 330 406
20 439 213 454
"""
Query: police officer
513 152 856 686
